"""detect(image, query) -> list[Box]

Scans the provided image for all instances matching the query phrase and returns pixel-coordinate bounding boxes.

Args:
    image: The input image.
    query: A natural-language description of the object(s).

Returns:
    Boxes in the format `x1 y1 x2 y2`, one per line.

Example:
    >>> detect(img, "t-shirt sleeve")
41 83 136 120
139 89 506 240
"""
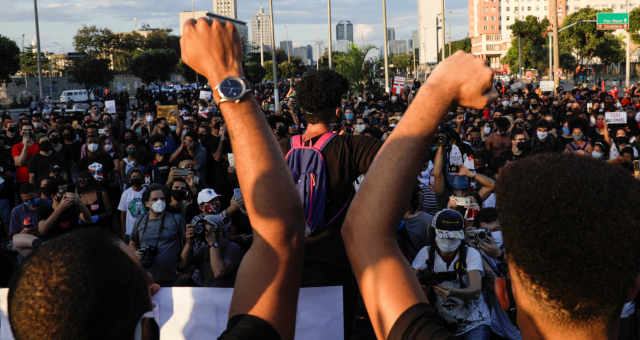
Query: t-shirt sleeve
349 135 383 175
388 303 453 340
466 247 484 274
218 314 281 340
11 144 21 158
117 191 128 212
411 246 430 270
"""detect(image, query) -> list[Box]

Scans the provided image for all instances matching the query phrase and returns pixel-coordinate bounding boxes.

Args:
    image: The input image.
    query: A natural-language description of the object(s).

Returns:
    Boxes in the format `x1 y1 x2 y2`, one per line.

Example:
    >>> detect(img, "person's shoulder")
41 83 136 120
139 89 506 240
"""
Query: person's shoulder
412 246 431 269
218 314 281 340
387 303 453 340
11 143 22 154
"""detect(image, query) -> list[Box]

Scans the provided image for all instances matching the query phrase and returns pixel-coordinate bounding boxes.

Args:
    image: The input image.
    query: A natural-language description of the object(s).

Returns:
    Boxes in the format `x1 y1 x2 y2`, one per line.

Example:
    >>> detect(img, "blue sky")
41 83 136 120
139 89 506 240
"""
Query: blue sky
2 0 468 53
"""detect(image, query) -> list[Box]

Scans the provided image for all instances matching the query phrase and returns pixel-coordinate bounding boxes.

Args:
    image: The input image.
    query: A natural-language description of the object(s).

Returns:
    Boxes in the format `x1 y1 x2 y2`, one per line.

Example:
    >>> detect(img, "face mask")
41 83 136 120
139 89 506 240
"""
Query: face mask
104 143 113 152
616 137 628 145
484 126 491 134
172 189 186 201
153 146 165 154
87 143 99 153
572 133 583 142
471 138 481 146
562 126 570 136
39 141 52 152
126 149 135 156
150 199 166 214
130 177 144 187
355 124 366 133
596 121 605 129
50 137 60 145
169 125 177 132
24 197 40 208
146 116 154 123
592 150 604 159
537 131 548 141
435 238 462 253
345 113 354 121
491 231 503 249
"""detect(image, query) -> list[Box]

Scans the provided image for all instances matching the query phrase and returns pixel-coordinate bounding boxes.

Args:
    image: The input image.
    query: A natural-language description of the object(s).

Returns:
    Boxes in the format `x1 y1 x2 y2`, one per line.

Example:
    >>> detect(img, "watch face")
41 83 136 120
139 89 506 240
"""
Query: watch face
219 78 244 99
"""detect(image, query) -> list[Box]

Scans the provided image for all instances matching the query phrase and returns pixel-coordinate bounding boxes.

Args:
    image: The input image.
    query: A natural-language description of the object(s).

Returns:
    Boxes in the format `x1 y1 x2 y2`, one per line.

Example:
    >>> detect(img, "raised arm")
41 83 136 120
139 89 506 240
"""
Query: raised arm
181 18 304 340
341 52 496 340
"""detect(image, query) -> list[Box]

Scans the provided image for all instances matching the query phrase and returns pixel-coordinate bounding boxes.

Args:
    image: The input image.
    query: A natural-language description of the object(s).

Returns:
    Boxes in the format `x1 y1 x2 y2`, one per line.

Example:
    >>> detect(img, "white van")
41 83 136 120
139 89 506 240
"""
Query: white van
60 89 94 103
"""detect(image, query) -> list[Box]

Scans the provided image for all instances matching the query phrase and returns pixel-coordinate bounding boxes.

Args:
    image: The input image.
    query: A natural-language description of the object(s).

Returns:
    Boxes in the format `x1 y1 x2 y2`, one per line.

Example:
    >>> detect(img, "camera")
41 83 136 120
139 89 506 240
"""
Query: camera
416 269 458 286
466 228 490 248
434 131 449 147
194 219 206 235
138 246 158 269
448 165 460 173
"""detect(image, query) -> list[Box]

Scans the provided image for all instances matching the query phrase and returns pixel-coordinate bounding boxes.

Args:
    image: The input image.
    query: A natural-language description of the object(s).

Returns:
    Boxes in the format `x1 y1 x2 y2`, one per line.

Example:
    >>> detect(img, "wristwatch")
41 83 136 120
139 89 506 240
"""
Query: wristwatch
214 76 251 105
209 242 219 249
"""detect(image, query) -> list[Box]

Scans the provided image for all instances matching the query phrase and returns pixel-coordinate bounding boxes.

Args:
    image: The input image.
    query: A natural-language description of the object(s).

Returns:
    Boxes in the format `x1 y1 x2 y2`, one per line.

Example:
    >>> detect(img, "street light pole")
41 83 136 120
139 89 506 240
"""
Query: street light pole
382 0 390 93
518 36 521 79
626 0 631 87
549 33 553 81
33 0 44 101
551 0 560 89
328 0 333 69
441 0 446 62
259 19 264 67
269 0 280 111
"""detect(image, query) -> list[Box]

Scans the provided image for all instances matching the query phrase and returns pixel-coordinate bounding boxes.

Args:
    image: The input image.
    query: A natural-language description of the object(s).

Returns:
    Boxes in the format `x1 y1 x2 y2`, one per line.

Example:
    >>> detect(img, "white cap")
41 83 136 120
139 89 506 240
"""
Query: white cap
197 188 221 205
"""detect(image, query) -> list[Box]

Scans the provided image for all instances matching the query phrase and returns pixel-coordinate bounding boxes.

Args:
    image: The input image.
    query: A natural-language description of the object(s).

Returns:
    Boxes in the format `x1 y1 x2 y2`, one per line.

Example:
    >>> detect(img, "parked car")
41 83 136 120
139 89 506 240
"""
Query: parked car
59 89 94 103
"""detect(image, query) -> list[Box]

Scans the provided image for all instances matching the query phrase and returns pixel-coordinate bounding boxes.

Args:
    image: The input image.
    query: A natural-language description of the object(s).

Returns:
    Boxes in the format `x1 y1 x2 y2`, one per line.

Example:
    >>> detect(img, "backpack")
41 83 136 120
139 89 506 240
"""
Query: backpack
286 132 337 236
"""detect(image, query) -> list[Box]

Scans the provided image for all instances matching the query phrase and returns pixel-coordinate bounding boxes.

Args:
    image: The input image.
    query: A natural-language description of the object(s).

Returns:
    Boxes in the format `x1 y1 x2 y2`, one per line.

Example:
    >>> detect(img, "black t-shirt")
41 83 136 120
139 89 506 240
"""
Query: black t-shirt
37 204 81 240
218 314 280 340
77 153 115 179
28 153 60 179
280 133 382 284
206 136 232 195
387 303 454 340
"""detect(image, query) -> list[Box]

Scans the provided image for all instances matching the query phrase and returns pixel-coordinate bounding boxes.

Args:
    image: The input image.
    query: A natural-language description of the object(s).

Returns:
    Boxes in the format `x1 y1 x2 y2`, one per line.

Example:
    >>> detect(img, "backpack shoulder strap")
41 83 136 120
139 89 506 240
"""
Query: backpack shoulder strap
291 135 304 149
426 245 436 273
312 132 337 151
455 245 468 288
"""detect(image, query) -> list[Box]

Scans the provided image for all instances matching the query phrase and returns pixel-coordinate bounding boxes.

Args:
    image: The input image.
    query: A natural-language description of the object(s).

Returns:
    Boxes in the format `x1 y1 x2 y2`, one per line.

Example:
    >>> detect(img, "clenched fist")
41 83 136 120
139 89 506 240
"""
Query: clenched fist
180 18 244 87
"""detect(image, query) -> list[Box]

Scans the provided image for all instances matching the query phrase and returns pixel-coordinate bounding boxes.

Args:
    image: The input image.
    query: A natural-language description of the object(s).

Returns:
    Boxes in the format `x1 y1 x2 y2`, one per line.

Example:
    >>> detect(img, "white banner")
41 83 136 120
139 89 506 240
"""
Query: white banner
605 111 627 125
539 81 554 92
105 100 116 114
199 91 212 100
0 286 343 340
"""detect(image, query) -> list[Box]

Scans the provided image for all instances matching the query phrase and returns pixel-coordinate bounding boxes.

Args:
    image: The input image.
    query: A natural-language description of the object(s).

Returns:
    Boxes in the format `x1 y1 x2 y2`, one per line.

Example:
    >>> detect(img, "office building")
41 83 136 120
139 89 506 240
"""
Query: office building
250 6 273 51
213 0 237 19
387 27 396 41
336 20 354 42
417 0 442 64
294 45 313 65
389 40 409 55
280 40 293 55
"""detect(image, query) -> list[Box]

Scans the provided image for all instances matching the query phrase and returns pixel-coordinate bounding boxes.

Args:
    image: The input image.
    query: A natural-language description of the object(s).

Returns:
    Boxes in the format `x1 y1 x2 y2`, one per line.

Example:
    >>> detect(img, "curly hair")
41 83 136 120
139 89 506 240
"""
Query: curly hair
296 70 349 124
496 153 640 325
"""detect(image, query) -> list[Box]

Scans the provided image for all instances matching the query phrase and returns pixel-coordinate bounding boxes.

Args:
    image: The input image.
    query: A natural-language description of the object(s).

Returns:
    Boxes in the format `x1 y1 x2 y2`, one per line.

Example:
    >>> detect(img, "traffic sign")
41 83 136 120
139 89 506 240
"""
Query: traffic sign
597 13 629 30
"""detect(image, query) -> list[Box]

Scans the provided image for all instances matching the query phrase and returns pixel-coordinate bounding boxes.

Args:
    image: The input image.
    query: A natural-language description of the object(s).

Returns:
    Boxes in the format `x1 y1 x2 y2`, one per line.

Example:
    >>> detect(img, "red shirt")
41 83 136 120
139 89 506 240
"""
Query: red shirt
12 142 40 183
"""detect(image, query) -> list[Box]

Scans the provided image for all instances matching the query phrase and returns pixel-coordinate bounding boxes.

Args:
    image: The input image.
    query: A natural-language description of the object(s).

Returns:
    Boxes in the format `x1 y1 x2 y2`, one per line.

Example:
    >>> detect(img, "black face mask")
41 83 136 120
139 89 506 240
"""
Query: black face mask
49 137 60 145
63 133 73 141
130 177 144 187
40 141 53 152
172 189 187 201
8 127 17 134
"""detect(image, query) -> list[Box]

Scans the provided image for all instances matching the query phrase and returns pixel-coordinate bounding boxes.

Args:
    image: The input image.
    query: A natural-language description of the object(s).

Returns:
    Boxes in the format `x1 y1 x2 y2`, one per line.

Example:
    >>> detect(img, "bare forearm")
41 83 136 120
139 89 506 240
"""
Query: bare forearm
209 246 226 278
38 208 64 235
179 243 191 268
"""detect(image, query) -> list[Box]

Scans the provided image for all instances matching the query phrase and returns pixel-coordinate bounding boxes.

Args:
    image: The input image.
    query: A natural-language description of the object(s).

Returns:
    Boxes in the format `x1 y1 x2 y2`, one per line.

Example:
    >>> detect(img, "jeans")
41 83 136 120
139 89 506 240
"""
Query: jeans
456 325 491 340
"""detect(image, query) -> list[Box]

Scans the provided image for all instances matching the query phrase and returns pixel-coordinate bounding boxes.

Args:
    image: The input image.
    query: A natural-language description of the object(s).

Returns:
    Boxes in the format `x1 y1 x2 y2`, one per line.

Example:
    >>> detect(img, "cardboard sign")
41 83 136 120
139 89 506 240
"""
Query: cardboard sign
200 90 212 100
157 105 179 124
105 100 116 113
0 287 344 340
605 111 627 125
539 81 555 92
392 76 405 95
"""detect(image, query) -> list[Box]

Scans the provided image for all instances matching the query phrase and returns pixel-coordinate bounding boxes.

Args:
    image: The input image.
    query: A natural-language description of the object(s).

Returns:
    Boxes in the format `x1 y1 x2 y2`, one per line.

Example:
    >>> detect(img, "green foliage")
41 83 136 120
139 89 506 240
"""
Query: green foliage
501 16 550 73
630 7 640 45
129 49 179 84
0 35 20 83
176 59 198 83
244 61 266 85
264 60 274 81
333 44 375 92
19 47 50 77
559 7 624 65
73 25 116 58
67 57 113 89
441 38 471 58
390 54 412 70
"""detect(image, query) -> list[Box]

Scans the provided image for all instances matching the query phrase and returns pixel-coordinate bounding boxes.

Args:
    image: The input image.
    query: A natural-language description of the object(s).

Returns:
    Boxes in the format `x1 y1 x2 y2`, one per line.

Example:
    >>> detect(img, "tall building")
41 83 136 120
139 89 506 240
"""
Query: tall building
387 27 396 41
280 40 293 55
389 40 409 55
250 6 273 51
312 41 324 61
294 45 313 65
410 30 418 52
213 0 237 19
417 0 442 64
336 20 354 42
500 0 568 40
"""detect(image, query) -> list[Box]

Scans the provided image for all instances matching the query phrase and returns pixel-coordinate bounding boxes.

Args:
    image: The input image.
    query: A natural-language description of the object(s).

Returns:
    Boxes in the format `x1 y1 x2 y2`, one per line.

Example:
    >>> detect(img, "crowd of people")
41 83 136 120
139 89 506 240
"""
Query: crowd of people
4 18 640 340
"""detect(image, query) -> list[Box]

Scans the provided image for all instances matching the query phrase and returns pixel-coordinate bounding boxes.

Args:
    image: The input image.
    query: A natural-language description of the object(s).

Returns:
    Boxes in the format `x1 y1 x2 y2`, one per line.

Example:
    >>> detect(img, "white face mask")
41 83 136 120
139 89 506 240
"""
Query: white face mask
592 151 604 159
491 231 504 249
484 125 491 134
537 131 548 141
87 143 99 153
435 238 462 253
150 199 166 214
103 143 113 152
146 115 154 122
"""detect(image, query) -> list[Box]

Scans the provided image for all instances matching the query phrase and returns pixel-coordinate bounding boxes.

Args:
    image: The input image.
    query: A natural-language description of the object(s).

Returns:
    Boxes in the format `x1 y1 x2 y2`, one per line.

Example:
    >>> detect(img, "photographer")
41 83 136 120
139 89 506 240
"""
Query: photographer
37 182 91 240
181 213 244 286
129 183 187 286
411 209 491 339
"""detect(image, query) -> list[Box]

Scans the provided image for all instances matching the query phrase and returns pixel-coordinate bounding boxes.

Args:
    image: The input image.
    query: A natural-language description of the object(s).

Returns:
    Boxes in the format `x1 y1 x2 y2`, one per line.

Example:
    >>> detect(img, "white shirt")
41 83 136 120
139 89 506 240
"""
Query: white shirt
118 186 147 236
412 245 491 335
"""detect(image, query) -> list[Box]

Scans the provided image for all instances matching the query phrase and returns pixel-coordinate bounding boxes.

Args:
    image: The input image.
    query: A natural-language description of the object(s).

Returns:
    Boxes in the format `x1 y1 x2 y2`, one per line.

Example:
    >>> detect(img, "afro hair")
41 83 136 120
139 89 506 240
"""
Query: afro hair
296 70 349 124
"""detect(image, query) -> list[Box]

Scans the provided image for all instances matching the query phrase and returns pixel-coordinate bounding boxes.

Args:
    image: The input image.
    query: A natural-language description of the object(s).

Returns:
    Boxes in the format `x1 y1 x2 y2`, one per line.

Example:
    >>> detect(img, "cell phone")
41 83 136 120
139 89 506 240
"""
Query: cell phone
634 160 640 173
454 196 471 208
448 165 460 173
228 153 235 168
174 168 189 177
98 128 105 134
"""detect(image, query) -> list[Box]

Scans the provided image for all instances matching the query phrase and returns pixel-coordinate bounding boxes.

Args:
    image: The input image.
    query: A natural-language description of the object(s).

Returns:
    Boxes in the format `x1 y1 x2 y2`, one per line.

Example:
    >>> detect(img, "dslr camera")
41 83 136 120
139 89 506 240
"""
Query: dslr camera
466 228 490 248
138 246 158 269
416 269 458 286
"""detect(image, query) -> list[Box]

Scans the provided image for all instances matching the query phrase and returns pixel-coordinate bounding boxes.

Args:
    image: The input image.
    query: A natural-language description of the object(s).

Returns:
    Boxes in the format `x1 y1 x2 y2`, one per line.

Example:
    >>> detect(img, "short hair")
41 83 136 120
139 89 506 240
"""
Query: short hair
19 183 37 195
142 183 166 203
536 119 551 130
9 228 151 340
297 70 349 124
496 153 640 324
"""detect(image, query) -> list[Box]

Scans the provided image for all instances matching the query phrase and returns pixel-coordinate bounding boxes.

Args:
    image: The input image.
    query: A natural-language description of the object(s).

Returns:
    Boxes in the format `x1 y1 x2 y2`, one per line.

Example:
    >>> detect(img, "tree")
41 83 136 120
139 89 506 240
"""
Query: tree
244 61 266 85
68 57 113 90
390 54 412 70
73 25 116 59
0 35 20 83
630 7 640 45
440 38 471 58
19 47 50 77
129 49 179 84
559 8 624 67
501 16 550 73
333 44 375 92
176 59 198 83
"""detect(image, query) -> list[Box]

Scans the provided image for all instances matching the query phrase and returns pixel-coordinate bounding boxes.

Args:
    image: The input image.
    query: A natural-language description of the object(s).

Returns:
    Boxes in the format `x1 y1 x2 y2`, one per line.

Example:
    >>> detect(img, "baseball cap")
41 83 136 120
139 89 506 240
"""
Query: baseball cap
197 188 221 205
432 209 464 234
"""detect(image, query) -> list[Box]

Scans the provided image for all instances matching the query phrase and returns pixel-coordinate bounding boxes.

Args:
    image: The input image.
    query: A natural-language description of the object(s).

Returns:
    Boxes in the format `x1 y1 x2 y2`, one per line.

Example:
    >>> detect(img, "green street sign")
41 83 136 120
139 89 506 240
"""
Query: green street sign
597 13 629 30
